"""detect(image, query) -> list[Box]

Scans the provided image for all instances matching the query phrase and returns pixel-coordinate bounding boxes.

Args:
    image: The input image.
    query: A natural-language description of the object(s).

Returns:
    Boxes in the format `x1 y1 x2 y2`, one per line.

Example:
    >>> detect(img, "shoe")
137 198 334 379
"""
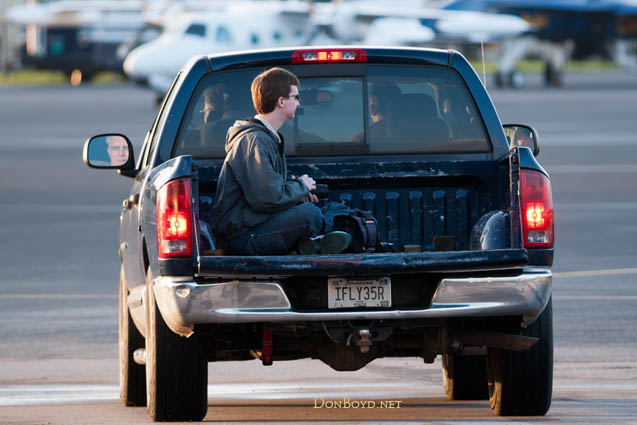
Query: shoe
319 231 351 254
298 238 320 255
298 231 351 255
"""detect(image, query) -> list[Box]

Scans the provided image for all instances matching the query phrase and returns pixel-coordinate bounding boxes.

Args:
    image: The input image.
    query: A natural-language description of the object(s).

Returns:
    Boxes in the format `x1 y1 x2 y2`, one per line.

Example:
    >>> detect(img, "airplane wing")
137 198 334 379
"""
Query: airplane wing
6 3 98 26
6 0 142 26
362 17 435 45
311 2 531 45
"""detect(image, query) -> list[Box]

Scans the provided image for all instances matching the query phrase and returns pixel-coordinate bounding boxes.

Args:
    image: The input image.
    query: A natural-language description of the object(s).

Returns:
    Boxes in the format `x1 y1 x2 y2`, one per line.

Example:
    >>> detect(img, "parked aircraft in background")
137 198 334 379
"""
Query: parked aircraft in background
114 0 227 65
309 1 531 49
123 1 315 97
4 0 231 84
441 0 637 87
124 0 531 98
5 0 147 83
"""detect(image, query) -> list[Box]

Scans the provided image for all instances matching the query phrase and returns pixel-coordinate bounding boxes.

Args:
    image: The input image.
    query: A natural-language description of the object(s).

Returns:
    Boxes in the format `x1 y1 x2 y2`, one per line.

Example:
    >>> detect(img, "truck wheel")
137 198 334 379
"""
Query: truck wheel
145 269 208 421
119 266 146 406
442 354 488 400
487 298 553 416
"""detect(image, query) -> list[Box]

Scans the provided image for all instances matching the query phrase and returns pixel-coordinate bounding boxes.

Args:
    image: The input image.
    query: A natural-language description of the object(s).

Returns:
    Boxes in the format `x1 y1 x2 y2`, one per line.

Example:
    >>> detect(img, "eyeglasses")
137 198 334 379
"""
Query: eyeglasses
283 94 300 101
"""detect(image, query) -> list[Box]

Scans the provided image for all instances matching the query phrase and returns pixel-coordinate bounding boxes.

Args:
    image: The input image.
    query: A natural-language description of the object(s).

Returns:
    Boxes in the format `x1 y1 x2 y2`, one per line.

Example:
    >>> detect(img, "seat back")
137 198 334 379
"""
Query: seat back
388 94 450 143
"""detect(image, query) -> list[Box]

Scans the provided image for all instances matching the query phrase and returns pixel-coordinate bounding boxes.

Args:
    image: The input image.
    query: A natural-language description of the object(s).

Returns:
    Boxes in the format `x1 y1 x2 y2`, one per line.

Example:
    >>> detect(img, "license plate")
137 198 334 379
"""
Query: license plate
327 277 391 309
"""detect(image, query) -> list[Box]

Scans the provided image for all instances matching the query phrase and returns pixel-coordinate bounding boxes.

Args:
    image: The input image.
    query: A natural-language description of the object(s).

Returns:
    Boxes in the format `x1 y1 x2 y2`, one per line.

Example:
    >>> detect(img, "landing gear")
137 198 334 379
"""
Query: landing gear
66 69 94 86
544 62 564 87
494 70 524 89
154 93 165 108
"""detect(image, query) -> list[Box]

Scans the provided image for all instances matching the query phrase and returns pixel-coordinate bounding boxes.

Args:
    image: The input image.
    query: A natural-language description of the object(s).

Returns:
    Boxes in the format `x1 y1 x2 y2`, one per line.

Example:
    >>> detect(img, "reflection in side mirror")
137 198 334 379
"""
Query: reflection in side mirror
299 89 333 106
503 124 540 157
83 134 135 169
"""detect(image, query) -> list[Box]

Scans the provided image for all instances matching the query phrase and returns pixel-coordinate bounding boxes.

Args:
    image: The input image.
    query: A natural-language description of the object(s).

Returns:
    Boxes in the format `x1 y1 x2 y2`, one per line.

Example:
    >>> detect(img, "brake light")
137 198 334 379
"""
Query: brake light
292 48 367 64
157 178 192 258
520 169 554 248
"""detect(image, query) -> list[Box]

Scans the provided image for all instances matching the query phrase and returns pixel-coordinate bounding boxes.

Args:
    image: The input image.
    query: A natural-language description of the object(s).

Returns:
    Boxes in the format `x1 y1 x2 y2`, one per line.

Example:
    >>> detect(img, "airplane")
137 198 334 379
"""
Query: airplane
5 0 147 84
123 1 317 97
308 0 532 50
114 0 230 65
123 0 531 98
439 0 637 87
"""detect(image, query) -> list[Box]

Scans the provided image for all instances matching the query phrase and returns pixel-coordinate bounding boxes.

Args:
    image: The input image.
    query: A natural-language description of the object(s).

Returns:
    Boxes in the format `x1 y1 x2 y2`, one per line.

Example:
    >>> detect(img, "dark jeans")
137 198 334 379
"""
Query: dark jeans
225 203 324 255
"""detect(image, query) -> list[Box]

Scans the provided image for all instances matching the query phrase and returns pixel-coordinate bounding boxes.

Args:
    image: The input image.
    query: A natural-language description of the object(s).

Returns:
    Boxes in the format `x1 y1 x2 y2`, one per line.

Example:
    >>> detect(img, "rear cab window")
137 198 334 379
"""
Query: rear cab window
173 64 490 158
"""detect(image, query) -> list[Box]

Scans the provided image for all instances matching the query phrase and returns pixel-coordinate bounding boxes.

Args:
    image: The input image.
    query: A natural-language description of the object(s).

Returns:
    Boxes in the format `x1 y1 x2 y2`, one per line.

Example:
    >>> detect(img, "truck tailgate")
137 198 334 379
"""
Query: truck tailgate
197 248 527 278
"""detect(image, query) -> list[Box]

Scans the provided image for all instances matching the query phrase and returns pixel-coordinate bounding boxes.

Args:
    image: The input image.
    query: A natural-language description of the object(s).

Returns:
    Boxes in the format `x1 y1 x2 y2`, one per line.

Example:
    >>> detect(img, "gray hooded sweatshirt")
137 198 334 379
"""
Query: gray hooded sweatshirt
211 118 308 241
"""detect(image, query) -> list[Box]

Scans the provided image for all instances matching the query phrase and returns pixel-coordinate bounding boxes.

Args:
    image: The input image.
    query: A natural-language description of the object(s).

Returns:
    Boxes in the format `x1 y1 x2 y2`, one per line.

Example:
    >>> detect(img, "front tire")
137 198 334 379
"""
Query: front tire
145 269 208 422
442 354 488 400
487 298 553 416
119 266 146 406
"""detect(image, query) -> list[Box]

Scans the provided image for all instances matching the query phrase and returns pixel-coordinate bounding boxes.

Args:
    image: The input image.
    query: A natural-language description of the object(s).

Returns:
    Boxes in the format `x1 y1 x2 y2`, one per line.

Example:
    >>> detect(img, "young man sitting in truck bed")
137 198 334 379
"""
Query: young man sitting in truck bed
211 67 351 256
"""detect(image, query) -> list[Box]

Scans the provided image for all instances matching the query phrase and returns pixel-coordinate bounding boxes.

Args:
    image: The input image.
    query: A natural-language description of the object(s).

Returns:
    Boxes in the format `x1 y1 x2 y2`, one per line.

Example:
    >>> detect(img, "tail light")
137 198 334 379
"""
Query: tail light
292 48 367 64
520 169 554 248
157 178 192 258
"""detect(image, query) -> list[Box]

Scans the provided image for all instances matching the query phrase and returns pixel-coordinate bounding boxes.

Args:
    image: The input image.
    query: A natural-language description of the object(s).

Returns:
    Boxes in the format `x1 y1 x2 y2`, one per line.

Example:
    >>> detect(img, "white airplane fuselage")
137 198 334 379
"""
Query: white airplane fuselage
124 5 310 93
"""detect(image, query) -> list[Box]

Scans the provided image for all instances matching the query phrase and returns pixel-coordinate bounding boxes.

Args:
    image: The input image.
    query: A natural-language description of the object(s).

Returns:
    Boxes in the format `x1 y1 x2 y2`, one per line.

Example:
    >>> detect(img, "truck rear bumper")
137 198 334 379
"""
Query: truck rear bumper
153 269 551 336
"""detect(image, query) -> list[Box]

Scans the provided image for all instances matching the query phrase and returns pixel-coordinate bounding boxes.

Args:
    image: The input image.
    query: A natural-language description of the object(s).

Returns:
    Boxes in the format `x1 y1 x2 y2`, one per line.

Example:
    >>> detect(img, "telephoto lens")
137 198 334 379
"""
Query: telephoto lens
311 184 329 199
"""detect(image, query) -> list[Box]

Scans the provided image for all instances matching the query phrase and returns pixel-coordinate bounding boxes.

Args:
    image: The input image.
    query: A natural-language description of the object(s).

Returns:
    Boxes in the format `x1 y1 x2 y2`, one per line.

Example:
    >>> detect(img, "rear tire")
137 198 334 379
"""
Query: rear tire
145 269 208 422
442 354 489 400
487 298 553 416
119 266 146 406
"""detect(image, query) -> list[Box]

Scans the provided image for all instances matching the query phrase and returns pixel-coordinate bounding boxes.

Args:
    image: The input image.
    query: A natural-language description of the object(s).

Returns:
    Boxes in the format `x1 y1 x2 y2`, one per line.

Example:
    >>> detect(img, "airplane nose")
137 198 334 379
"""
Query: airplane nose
123 49 150 86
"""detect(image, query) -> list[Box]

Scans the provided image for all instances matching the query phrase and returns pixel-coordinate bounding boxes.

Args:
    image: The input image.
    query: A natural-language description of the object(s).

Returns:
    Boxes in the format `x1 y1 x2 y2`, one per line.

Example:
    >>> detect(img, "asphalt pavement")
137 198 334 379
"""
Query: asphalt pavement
0 70 636 424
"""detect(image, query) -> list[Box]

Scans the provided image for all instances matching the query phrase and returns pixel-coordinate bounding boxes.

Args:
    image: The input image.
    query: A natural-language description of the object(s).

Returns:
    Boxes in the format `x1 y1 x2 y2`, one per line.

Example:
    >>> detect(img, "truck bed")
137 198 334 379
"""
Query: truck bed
196 156 513 256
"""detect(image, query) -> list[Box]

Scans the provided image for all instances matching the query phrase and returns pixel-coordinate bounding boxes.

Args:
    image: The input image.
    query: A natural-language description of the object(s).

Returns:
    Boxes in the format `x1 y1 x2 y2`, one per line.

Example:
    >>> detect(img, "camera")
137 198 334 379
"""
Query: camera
311 184 329 199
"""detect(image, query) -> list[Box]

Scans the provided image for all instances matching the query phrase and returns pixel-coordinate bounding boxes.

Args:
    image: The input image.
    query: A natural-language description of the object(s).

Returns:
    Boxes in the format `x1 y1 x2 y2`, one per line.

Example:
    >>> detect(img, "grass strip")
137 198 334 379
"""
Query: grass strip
0 70 125 86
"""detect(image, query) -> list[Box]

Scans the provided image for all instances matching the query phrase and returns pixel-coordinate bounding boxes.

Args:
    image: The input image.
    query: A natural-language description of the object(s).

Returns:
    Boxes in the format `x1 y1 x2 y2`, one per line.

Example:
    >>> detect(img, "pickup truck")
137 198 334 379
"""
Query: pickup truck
83 46 554 422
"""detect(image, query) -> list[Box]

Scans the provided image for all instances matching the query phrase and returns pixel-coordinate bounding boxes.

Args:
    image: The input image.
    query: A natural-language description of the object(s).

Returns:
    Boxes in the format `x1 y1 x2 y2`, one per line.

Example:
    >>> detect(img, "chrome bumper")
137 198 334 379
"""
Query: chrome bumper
153 270 552 337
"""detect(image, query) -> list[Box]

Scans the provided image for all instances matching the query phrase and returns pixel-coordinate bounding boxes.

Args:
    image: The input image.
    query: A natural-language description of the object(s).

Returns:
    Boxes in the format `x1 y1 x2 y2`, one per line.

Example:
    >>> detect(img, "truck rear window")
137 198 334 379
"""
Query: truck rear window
174 65 490 157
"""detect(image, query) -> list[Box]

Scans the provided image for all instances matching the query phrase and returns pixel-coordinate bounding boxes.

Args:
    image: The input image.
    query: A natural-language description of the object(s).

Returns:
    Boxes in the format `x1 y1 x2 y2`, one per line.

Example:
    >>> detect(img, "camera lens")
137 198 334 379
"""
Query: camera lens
311 184 329 199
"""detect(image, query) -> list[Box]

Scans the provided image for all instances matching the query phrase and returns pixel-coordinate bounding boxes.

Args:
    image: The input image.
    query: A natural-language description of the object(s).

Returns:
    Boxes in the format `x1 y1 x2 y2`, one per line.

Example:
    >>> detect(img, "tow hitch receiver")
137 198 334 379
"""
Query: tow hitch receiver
355 329 372 353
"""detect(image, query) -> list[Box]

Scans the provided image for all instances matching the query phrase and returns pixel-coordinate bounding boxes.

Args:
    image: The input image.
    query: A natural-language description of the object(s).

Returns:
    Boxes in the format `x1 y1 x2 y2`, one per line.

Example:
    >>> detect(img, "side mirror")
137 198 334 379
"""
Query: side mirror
83 134 135 171
503 124 540 157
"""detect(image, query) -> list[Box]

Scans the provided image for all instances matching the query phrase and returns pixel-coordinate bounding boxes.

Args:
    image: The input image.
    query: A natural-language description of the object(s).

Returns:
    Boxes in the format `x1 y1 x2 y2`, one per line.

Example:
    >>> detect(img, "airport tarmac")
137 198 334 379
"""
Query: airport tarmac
1 69 636 424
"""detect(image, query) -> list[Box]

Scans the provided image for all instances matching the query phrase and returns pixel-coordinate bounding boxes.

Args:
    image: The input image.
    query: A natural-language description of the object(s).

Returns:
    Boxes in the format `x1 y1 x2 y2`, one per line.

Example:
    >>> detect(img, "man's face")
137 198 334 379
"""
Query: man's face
281 85 300 121
370 95 382 123
107 137 129 166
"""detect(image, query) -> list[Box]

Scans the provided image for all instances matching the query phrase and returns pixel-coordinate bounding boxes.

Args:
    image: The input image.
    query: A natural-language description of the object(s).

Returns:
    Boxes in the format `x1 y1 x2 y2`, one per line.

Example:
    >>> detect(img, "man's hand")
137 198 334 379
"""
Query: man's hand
304 192 319 204
294 174 317 203
297 174 316 191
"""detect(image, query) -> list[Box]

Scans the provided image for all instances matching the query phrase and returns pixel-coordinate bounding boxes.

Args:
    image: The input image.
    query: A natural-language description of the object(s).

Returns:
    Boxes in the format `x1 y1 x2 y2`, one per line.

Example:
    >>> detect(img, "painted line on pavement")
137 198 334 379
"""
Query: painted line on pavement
0 294 117 300
554 268 637 278
0 385 119 406
0 382 426 406
3 380 637 407
553 295 637 301
546 164 637 174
